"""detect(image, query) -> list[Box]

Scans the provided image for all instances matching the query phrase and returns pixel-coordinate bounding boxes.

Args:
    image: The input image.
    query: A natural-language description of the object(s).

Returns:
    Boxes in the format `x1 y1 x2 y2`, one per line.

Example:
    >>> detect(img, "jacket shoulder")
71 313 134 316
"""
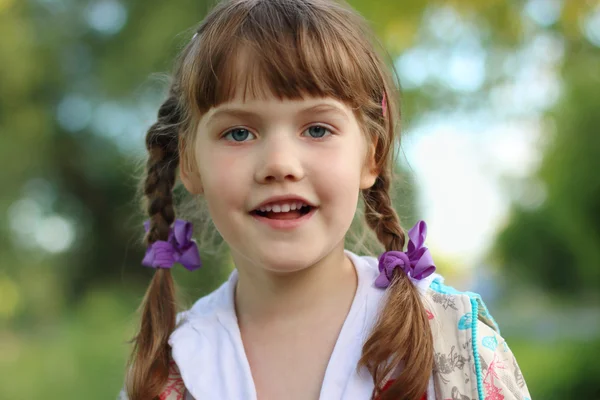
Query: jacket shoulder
423 277 531 400
425 277 500 333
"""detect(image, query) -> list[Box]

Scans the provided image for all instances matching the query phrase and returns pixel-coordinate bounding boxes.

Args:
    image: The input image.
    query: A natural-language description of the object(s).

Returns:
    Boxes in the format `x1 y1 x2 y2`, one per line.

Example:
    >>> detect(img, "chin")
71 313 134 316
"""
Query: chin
249 243 328 274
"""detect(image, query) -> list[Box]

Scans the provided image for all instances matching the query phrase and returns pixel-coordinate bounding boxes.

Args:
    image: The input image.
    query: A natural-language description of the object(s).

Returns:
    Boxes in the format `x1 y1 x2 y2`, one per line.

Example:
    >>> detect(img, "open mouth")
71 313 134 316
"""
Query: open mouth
251 202 315 220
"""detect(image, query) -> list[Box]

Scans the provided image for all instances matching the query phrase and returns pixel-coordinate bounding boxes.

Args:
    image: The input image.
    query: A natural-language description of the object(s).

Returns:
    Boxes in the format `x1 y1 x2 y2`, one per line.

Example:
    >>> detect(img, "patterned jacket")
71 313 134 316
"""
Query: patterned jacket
425 278 531 399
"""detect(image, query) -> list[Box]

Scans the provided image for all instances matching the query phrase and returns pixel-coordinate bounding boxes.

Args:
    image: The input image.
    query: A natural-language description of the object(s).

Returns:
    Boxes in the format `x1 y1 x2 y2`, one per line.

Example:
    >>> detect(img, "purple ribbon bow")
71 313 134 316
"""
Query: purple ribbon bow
374 220 436 288
142 219 202 271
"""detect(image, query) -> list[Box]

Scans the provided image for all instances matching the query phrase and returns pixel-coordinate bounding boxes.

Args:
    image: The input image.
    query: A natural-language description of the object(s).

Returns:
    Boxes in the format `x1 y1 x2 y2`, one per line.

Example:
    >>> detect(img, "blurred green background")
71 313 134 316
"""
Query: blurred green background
1 0 599 398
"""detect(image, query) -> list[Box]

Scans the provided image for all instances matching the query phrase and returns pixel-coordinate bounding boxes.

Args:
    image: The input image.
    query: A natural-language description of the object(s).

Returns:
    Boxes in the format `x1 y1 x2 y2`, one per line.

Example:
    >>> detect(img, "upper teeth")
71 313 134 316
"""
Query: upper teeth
259 202 307 212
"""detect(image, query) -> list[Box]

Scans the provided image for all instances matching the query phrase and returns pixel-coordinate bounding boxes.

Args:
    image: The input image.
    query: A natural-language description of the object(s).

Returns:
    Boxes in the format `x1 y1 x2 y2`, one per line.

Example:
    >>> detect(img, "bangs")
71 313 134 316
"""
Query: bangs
180 0 384 115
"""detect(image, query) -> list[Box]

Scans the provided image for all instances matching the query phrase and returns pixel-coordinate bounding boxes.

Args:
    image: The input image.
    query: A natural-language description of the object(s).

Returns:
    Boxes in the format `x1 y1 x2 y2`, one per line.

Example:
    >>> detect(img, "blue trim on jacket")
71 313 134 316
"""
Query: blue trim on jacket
429 277 500 400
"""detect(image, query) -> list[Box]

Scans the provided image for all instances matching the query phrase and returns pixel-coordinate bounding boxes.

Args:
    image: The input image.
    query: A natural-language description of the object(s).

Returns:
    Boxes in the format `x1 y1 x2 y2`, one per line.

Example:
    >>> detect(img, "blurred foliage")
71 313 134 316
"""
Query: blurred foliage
1 0 599 398
492 42 600 296
509 337 600 399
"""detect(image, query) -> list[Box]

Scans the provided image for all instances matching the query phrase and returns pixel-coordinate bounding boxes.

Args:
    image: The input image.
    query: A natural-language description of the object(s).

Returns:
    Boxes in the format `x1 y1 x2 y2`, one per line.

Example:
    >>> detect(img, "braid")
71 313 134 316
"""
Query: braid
144 94 181 241
359 171 434 400
126 93 182 400
363 172 405 252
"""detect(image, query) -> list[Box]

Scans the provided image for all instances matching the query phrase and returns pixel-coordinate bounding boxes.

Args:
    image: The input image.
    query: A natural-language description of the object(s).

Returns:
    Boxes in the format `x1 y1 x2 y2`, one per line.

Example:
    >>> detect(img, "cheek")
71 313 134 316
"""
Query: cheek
312 141 364 207
196 146 249 212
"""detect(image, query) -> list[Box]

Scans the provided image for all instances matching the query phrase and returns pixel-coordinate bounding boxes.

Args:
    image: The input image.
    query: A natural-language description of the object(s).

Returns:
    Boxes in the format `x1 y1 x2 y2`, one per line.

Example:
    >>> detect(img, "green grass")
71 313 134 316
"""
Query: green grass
0 289 136 400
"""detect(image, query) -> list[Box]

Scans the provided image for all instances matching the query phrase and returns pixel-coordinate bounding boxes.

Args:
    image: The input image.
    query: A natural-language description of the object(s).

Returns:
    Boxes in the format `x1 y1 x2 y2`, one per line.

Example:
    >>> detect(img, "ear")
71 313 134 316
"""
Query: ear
360 142 379 190
179 139 204 195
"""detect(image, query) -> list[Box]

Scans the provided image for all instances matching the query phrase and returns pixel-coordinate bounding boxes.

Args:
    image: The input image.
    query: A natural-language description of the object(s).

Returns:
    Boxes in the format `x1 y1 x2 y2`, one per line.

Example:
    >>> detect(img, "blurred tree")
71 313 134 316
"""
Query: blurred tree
492 38 600 296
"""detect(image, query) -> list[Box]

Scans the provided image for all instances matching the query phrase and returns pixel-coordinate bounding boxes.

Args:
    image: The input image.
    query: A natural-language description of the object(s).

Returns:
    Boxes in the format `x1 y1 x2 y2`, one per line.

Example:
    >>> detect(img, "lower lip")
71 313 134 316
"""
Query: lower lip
251 207 317 230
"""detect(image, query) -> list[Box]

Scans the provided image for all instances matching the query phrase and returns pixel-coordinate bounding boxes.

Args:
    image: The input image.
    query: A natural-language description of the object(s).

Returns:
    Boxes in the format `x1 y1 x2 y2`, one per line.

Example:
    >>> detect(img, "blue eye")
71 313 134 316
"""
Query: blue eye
224 128 255 142
304 125 331 138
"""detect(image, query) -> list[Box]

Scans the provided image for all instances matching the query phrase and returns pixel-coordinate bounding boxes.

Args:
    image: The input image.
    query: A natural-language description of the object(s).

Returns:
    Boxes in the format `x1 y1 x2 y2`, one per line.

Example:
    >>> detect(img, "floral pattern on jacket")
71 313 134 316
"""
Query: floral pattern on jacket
426 278 531 400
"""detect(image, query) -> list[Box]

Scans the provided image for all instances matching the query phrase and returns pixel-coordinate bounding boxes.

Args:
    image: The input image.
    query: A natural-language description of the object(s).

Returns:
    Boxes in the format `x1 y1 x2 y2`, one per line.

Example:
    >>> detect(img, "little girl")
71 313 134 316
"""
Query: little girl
121 0 531 399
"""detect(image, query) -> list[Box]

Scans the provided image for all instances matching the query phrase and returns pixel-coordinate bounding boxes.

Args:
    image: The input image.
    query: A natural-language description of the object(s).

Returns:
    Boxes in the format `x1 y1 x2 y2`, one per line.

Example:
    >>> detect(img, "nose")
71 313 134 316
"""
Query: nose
254 135 304 184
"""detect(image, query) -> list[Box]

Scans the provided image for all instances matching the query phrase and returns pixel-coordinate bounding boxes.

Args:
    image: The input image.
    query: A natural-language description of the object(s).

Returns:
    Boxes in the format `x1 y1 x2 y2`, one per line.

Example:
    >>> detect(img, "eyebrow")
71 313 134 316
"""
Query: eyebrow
206 103 350 125
298 104 349 119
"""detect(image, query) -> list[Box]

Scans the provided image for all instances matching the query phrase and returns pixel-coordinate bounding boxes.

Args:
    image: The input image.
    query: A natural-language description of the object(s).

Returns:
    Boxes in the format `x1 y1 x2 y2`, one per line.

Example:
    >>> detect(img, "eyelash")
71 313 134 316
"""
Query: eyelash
221 124 334 142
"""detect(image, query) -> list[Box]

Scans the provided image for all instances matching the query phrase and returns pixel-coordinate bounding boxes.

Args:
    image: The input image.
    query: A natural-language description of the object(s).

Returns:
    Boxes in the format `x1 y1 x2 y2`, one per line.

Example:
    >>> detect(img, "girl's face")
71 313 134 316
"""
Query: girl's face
182 93 377 273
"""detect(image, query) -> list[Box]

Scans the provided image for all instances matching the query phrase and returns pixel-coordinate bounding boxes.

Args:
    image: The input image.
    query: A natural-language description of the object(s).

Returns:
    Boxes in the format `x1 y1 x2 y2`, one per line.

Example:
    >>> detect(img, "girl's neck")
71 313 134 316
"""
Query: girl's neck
232 245 357 326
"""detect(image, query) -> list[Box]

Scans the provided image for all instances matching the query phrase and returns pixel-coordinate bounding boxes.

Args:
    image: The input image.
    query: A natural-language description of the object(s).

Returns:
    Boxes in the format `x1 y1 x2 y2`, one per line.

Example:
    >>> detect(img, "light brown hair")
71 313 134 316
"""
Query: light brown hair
127 0 433 399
